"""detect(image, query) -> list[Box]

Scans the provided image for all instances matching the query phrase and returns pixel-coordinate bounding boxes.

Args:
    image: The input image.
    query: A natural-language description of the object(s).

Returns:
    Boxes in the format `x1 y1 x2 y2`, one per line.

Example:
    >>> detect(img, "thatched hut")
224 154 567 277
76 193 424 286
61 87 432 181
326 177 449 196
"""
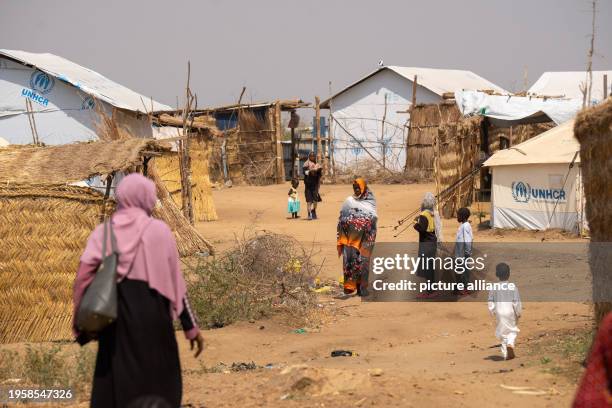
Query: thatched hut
0 139 213 343
574 97 612 326
407 100 554 217
157 100 310 186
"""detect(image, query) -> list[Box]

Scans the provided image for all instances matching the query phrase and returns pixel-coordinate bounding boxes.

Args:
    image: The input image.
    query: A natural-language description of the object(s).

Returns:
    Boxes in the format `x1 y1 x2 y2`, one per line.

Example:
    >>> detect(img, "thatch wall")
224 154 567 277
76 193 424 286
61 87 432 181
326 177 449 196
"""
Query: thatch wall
574 97 612 326
0 140 213 343
406 101 461 179
155 138 218 222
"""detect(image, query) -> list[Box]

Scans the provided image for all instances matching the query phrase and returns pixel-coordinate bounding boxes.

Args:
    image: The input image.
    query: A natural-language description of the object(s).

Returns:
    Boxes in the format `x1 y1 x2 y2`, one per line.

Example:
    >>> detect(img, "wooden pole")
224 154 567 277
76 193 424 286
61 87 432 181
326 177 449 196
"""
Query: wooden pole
315 96 322 165
381 93 387 169
404 75 418 172
604 74 608 99
274 101 285 183
180 61 195 225
328 81 336 180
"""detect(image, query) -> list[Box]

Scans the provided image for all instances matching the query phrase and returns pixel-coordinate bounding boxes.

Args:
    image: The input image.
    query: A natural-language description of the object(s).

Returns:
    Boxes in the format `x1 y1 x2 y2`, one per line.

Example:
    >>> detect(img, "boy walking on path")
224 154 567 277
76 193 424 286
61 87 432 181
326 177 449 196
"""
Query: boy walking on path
488 263 522 360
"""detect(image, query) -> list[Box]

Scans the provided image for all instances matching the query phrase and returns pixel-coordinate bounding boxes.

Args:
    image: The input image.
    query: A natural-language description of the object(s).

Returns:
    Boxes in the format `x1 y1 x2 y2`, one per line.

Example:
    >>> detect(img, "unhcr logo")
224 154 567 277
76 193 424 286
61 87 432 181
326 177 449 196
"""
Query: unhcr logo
511 181 566 203
30 70 55 94
511 181 530 203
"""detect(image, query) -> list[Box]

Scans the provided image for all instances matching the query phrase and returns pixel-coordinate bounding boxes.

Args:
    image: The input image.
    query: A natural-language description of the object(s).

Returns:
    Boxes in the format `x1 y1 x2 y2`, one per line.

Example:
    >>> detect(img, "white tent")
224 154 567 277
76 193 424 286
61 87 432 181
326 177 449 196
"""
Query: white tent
0 49 172 145
484 120 585 232
528 71 612 102
320 66 506 172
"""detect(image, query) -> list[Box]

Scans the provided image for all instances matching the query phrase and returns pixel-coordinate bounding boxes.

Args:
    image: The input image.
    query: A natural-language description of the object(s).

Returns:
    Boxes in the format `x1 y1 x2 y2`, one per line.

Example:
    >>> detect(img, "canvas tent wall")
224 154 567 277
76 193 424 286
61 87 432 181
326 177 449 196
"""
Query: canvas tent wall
528 71 612 102
0 139 213 343
484 120 584 232
321 66 506 173
0 49 172 145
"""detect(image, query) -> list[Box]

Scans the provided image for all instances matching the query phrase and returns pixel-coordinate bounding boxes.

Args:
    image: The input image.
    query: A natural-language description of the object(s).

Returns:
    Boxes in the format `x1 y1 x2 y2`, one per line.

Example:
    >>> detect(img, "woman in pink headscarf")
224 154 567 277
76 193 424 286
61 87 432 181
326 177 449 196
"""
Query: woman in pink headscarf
72 173 203 408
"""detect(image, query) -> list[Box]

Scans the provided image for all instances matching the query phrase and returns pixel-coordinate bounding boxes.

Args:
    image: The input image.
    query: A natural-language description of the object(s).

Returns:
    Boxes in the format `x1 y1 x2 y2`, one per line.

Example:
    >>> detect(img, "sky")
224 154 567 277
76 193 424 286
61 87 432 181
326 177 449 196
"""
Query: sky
1 0 610 108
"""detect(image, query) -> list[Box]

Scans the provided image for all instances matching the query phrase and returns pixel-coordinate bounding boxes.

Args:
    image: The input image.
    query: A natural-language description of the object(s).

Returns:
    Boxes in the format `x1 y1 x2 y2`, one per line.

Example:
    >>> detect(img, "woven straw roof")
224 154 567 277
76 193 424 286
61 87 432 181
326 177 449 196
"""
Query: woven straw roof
0 139 169 185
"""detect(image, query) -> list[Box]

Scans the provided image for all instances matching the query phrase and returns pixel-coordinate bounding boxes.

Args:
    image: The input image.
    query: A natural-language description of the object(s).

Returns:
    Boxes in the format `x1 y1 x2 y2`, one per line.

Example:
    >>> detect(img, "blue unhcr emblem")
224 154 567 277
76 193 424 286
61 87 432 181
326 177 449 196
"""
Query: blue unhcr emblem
30 70 55 94
511 181 531 203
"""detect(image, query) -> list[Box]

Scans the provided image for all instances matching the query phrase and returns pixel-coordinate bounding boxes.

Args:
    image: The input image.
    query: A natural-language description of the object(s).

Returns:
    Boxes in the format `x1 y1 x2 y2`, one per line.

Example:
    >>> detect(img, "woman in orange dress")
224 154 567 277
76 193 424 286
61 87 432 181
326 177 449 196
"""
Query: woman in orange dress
336 178 377 296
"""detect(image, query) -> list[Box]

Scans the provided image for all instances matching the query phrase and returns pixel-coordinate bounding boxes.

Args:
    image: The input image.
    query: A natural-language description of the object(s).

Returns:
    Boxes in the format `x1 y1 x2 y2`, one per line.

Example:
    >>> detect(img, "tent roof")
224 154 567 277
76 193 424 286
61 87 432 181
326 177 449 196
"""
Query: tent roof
484 120 580 167
0 49 172 113
321 66 507 108
528 71 612 101
0 138 170 185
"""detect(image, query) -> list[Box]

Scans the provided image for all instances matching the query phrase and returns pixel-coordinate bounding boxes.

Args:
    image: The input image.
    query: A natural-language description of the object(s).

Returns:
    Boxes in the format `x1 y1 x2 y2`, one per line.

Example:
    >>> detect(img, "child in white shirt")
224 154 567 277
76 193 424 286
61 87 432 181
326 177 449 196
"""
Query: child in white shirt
488 262 522 360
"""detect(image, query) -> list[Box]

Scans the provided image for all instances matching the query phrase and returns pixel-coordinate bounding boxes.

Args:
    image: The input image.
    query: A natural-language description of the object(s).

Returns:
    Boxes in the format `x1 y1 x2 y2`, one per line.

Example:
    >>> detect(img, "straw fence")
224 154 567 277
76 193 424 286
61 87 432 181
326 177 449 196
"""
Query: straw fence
0 140 213 343
154 137 218 222
574 97 612 326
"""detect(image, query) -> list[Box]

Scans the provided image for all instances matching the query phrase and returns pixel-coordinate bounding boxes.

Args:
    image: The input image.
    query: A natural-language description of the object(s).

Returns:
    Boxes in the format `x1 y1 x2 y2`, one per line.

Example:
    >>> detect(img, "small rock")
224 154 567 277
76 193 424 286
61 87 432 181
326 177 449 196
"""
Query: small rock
369 368 384 377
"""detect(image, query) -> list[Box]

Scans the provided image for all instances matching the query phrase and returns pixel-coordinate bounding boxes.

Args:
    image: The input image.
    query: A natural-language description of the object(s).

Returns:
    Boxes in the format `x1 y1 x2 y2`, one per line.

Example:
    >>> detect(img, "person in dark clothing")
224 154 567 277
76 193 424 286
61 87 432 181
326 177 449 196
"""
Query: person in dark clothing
413 192 443 298
73 174 204 408
303 151 323 220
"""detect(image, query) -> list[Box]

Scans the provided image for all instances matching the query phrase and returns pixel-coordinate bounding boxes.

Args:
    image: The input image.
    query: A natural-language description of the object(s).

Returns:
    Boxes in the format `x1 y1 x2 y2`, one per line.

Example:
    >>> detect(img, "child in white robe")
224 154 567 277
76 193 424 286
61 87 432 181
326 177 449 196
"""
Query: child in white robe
488 263 522 360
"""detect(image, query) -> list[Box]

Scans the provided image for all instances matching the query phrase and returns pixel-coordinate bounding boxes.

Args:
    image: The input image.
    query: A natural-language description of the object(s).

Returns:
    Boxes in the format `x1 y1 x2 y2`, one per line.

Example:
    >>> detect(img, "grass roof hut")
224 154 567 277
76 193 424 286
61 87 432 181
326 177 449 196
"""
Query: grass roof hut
574 97 612 326
0 139 213 343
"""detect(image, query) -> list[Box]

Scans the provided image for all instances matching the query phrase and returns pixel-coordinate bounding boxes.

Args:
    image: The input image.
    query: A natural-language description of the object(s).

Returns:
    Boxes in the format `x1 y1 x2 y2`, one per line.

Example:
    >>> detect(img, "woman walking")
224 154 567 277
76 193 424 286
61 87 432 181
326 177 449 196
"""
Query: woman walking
73 173 204 408
337 178 378 297
303 151 323 220
413 192 443 298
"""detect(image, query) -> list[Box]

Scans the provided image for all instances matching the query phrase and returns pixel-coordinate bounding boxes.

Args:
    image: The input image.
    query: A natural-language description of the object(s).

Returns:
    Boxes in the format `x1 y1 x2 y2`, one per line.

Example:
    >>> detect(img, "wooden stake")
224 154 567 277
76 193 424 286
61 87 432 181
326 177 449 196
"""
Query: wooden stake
274 101 285 183
604 74 608 99
315 96 322 164
404 75 418 172
180 61 195 225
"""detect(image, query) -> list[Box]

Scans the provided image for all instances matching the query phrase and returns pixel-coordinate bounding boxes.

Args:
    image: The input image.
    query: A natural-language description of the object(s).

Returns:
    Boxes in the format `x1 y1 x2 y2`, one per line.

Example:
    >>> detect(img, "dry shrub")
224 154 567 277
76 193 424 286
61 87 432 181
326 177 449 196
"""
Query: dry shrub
187 231 320 329
333 158 423 184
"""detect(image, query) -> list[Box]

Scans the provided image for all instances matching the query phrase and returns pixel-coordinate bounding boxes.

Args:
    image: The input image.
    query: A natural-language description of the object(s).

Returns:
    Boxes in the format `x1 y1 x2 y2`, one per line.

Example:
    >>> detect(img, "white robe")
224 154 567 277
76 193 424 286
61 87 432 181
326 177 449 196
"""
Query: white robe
488 284 521 342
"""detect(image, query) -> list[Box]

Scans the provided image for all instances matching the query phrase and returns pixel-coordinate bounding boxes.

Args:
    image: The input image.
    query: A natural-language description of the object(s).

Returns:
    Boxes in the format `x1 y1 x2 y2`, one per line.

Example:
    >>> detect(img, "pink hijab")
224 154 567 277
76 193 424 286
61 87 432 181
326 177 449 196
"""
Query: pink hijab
77 173 187 318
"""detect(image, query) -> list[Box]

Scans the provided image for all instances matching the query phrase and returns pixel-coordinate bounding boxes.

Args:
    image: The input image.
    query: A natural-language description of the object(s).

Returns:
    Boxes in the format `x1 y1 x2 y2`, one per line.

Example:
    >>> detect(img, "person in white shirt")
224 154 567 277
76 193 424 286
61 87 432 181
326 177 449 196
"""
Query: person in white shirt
454 207 473 296
488 263 522 360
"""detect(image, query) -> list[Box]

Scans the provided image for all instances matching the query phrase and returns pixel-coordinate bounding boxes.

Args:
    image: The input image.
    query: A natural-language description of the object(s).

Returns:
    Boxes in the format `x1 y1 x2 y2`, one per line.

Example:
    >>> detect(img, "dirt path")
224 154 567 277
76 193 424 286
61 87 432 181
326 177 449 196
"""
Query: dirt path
180 183 590 407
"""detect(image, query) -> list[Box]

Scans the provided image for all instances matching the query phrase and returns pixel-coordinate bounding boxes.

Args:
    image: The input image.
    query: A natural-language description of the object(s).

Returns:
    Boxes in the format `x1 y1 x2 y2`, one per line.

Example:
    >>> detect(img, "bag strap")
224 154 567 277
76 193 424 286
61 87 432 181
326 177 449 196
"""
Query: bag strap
102 220 108 257
108 218 118 254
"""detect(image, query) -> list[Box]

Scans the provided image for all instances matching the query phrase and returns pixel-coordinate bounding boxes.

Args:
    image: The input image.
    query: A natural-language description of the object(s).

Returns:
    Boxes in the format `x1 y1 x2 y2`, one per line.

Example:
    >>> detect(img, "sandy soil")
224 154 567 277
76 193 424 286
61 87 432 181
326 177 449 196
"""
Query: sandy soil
176 183 590 408
8 183 590 408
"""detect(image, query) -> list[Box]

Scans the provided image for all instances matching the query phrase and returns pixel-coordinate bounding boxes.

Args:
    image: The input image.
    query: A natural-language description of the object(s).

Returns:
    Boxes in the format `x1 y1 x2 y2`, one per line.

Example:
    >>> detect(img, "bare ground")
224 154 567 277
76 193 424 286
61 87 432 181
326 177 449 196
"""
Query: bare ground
7 183 591 407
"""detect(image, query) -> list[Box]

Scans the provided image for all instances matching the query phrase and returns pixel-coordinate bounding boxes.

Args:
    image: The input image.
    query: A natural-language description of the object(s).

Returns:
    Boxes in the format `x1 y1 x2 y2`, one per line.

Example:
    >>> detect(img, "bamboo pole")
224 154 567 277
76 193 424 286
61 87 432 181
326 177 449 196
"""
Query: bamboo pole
274 101 285 183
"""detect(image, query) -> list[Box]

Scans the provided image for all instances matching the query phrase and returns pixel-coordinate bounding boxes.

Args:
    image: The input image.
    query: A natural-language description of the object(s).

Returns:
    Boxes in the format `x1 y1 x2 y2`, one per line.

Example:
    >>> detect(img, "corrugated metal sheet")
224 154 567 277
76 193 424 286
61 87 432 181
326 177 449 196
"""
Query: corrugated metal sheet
0 49 172 113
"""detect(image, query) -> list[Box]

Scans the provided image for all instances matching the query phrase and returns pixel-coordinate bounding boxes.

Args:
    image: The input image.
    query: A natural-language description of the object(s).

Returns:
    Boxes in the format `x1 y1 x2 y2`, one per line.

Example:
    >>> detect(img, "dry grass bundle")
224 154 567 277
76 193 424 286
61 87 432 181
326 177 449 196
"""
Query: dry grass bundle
406 102 462 177
187 231 319 328
574 97 612 325
148 163 214 255
0 139 169 185
154 138 218 222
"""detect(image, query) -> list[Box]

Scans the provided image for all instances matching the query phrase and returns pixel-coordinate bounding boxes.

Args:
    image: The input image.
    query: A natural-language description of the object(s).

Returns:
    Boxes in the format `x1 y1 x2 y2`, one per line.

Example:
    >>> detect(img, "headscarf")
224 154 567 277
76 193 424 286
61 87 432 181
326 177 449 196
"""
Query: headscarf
304 151 321 171
337 178 378 255
421 192 443 242
78 173 187 318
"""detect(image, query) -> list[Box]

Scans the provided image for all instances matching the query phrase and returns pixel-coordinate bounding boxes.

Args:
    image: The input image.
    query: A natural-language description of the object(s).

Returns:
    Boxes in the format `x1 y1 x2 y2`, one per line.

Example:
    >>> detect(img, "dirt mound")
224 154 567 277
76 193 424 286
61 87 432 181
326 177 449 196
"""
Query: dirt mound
276 364 370 398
